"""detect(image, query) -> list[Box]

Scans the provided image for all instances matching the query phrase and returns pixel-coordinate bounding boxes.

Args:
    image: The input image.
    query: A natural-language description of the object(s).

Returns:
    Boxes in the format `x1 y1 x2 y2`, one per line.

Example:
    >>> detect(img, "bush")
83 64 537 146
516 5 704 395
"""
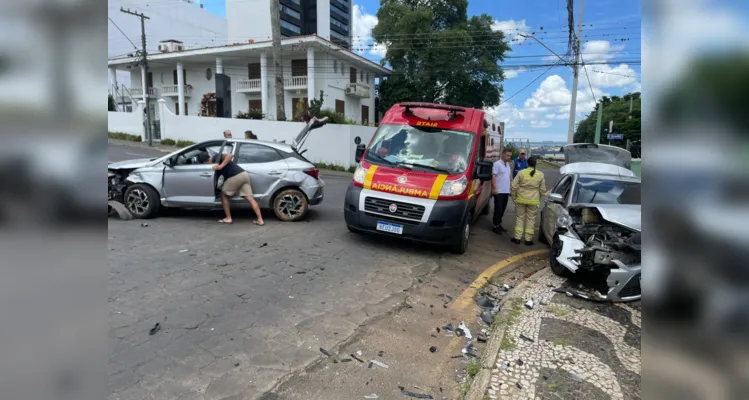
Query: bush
108 131 142 142
236 109 264 120
318 109 347 124
175 140 195 147
160 138 175 145
313 162 355 173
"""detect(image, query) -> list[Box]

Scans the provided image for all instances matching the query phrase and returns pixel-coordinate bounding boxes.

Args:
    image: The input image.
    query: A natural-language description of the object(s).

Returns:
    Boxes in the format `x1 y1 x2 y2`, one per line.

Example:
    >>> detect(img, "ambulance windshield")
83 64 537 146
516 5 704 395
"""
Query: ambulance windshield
364 124 475 174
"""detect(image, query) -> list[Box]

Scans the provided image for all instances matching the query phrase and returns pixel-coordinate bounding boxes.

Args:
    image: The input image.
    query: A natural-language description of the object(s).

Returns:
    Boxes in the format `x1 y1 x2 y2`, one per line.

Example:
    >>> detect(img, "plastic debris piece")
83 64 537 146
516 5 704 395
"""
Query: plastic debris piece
149 323 161 335
519 334 535 343
525 299 534 309
475 296 495 308
429 346 438 353
179 249 188 253
341 358 352 363
319 348 331 357
436 327 441 333
516 382 523 389
141 222 148 227
367 362 373 369
502 284 511 290
370 359 388 369
400 389 434 399
356 350 363 357
500 363 509 370
480 311 495 325
364 394 379 399
350 354 364 363
477 333 489 343
442 323 453 332
516 359 524 366
458 322 472 339
455 328 464 337
259 243 267 248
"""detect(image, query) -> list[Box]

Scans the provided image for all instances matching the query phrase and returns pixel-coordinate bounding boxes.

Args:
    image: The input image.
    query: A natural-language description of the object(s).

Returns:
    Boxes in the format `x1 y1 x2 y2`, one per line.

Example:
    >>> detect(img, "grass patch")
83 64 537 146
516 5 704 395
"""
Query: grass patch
553 337 571 346
498 298 525 351
175 139 195 147
108 131 142 142
546 382 566 393
546 304 571 318
160 138 176 145
538 159 561 170
500 334 517 351
467 359 481 378
313 162 356 173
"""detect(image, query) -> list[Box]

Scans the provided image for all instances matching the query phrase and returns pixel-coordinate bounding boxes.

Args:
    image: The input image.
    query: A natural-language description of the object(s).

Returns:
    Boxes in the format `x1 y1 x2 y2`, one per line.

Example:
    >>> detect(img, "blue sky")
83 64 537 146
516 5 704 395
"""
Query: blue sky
200 0 642 141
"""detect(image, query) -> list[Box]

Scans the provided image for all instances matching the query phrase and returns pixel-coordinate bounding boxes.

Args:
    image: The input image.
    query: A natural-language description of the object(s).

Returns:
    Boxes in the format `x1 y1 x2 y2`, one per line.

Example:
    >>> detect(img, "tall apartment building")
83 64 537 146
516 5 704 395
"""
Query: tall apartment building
227 0 352 48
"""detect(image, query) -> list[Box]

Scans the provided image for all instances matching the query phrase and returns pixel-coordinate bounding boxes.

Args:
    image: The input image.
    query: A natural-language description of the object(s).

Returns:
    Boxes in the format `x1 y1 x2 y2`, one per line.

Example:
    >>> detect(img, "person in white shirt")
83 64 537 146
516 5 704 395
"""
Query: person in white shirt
491 149 513 233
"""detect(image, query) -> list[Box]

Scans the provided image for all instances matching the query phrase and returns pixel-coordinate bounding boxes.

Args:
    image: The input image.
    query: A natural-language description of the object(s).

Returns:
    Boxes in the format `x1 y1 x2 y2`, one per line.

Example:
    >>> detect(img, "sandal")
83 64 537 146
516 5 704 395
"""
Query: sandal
253 221 265 226
218 219 233 224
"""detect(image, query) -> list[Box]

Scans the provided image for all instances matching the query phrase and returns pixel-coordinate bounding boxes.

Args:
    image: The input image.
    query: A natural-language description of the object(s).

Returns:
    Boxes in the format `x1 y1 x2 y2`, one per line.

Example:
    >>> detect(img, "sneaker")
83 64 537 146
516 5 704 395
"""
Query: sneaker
492 226 505 234
524 240 534 246
511 238 521 244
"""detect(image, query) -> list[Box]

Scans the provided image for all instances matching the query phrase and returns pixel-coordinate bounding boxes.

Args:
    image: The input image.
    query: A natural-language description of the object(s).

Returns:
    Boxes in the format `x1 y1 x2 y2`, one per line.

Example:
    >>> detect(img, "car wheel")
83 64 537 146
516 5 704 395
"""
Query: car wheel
124 184 160 219
451 214 471 255
273 188 308 222
538 213 549 245
549 233 569 276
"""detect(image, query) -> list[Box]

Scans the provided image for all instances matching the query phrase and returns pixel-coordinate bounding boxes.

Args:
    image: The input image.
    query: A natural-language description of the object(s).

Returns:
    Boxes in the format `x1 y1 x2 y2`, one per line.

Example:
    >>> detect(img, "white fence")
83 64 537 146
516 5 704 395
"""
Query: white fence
108 99 377 168
108 101 144 137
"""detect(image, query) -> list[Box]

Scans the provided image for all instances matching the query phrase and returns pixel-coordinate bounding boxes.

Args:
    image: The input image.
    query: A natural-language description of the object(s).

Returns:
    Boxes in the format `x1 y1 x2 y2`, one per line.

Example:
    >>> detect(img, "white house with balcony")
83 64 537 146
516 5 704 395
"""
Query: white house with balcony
107 35 390 126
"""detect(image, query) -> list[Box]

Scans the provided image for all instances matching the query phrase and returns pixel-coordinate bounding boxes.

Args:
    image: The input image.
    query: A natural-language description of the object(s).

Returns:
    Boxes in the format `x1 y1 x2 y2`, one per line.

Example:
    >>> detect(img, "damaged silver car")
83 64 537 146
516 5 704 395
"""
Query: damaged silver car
539 144 641 302
108 117 329 221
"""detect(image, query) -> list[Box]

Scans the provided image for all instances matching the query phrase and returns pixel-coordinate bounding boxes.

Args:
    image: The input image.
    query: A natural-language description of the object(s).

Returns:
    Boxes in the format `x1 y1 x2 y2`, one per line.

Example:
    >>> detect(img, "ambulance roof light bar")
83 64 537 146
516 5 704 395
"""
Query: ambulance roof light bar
399 102 466 121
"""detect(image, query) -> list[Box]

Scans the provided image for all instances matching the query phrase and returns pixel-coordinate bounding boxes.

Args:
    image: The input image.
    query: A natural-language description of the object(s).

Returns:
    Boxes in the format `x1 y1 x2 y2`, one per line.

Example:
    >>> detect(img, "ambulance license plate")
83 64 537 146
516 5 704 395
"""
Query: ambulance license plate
376 221 403 235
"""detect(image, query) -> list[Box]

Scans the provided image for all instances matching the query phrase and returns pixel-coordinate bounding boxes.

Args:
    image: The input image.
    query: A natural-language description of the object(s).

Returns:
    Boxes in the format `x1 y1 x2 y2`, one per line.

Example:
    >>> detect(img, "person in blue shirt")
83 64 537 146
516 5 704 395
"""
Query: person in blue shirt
513 151 528 178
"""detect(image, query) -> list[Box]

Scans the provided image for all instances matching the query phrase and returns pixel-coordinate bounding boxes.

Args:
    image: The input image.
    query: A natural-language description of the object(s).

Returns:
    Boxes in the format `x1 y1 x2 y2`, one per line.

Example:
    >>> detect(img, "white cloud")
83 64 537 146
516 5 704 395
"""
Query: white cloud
491 19 531 43
582 40 626 63
530 120 552 128
504 68 525 79
352 5 385 58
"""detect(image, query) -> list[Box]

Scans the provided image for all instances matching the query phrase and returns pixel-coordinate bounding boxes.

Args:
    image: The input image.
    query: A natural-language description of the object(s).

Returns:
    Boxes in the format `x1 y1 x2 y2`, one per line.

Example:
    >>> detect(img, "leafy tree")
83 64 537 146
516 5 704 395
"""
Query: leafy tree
108 94 116 111
372 0 510 114
309 90 324 118
574 92 641 147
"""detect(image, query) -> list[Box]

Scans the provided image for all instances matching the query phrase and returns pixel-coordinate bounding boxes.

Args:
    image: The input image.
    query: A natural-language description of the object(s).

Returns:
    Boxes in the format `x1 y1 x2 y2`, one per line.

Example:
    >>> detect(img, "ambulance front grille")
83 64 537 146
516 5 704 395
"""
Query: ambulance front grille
364 197 425 221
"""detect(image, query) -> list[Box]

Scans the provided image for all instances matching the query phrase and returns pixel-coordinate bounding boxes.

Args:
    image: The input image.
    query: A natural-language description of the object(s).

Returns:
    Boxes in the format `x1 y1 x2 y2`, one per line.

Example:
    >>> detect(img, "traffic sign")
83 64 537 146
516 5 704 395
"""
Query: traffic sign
607 133 624 140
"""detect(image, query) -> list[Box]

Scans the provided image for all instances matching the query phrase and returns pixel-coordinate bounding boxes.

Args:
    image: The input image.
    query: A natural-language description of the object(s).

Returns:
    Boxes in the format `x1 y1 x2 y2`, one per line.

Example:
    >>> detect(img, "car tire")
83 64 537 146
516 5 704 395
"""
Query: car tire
124 183 160 219
451 214 472 255
549 233 569 276
273 188 308 222
538 213 549 245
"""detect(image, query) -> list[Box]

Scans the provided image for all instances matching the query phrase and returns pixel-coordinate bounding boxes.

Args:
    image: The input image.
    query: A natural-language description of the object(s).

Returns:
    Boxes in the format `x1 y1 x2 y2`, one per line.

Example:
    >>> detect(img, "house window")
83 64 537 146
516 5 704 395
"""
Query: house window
172 69 187 85
249 99 262 112
248 63 261 80
341 63 345 76
280 20 301 34
335 99 345 115
292 97 309 121
360 70 363 82
350 67 357 84
291 59 307 77
333 60 338 73
280 4 301 20
175 102 187 116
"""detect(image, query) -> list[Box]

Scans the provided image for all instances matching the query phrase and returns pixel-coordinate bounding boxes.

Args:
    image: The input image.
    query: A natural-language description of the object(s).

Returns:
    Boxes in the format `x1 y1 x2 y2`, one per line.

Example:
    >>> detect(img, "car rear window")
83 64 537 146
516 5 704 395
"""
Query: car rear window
282 149 312 163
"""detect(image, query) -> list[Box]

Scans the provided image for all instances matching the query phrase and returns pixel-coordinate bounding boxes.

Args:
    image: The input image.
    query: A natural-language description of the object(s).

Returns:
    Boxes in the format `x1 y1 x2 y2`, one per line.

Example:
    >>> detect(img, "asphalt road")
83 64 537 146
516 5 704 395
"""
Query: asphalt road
108 143 561 400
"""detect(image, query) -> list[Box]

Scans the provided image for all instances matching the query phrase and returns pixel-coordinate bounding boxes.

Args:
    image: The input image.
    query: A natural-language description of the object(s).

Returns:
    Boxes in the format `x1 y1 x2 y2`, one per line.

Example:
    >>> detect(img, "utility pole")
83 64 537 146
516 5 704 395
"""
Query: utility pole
270 0 286 121
566 0 584 144
121 7 153 146
594 101 603 144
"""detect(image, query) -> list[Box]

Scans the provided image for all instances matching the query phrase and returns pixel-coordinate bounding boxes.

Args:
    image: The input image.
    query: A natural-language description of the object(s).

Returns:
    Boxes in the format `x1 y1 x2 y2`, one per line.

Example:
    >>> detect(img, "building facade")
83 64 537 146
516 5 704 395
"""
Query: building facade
227 0 352 48
107 36 389 128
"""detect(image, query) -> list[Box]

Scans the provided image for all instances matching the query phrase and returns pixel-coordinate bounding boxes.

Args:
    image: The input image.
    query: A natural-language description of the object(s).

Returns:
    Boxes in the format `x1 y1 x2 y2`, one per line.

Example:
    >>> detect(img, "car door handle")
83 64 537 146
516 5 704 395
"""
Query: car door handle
269 171 283 176
199 172 213 177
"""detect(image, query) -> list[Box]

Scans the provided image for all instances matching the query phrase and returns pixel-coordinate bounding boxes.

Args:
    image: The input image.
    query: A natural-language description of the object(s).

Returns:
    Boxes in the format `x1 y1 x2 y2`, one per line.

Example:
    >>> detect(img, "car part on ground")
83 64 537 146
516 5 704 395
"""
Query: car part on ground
553 206 641 302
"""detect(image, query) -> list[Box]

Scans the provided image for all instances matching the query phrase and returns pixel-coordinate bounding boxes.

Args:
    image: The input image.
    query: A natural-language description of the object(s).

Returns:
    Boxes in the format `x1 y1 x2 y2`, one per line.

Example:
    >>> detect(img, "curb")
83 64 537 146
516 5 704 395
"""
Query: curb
464 254 550 400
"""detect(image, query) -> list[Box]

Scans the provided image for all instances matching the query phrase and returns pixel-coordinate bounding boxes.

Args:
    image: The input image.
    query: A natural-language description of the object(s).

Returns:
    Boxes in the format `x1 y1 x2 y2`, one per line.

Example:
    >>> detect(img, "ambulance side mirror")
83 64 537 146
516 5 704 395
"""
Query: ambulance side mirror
355 144 366 163
475 159 493 182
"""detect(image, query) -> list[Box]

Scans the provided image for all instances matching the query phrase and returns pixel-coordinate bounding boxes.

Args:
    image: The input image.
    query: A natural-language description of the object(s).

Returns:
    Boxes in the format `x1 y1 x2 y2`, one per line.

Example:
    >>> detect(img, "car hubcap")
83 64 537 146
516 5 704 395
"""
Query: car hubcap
278 194 304 218
126 189 149 215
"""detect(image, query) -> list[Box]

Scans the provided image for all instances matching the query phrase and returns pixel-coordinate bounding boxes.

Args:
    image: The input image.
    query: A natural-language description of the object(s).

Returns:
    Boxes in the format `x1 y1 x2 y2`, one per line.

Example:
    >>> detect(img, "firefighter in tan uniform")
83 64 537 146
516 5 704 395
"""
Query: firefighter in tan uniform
510 157 546 245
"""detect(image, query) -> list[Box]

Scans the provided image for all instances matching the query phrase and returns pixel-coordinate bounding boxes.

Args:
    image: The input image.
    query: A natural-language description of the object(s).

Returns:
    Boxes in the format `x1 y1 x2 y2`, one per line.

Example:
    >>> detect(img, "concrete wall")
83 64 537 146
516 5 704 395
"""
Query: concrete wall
151 100 376 168
108 108 144 138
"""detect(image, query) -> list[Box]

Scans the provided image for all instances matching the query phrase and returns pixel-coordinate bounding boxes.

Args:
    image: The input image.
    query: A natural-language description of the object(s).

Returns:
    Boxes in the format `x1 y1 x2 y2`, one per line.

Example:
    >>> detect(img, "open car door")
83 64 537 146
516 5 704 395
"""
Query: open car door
291 117 329 156
562 143 632 169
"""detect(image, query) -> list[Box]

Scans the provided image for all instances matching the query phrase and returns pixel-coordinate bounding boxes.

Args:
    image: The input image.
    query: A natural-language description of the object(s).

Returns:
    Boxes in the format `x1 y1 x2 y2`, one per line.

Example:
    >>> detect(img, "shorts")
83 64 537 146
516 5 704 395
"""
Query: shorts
222 172 253 197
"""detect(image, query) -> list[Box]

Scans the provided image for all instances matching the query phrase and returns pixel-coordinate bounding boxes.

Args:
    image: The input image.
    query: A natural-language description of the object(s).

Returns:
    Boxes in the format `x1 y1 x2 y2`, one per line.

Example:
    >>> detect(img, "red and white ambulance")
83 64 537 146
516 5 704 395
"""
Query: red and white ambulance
344 102 503 254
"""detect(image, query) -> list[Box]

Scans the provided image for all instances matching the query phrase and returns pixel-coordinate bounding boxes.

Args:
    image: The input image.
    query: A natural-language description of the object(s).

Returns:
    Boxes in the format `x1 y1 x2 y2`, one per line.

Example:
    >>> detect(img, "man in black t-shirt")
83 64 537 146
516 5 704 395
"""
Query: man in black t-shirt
200 152 264 226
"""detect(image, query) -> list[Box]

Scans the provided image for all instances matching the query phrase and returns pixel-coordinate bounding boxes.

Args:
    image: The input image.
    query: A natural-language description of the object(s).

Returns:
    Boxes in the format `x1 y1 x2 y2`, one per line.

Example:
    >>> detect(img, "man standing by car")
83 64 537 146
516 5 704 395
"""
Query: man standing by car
491 149 513 233
223 130 232 139
198 151 264 226
513 150 528 178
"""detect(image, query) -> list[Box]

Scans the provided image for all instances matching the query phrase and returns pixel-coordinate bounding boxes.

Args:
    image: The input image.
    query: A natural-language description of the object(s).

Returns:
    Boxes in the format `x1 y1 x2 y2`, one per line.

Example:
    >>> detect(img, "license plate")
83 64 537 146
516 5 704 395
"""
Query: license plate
376 221 403 235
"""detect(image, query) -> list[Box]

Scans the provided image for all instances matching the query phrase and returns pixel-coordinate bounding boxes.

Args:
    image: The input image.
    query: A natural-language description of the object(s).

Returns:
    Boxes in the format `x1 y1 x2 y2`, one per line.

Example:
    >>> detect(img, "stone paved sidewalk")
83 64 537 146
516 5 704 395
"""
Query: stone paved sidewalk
486 268 641 400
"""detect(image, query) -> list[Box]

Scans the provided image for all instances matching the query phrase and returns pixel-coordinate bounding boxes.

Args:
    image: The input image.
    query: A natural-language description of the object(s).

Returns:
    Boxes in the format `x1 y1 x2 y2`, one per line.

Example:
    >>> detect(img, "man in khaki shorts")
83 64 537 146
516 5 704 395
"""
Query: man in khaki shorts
200 151 264 226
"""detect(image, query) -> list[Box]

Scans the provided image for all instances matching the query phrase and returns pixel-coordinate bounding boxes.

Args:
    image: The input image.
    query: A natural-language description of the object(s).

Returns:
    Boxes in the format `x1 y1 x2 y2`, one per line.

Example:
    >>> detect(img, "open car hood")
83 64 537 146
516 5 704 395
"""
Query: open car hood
107 158 158 170
563 143 632 169
575 204 641 232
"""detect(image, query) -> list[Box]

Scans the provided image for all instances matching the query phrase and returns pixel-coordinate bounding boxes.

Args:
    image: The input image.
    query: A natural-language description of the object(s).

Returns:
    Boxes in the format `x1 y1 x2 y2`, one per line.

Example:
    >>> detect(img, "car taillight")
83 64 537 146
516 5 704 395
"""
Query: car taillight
303 168 319 180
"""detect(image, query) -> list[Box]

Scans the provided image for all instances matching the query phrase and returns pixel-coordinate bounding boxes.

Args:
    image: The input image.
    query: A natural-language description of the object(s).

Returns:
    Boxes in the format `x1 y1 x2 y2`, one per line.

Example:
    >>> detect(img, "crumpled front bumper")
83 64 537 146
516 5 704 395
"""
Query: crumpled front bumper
556 232 642 302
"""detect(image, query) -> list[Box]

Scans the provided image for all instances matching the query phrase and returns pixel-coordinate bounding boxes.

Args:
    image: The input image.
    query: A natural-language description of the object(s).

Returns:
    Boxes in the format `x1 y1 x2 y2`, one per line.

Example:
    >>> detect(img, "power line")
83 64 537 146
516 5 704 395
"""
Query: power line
579 54 598 103
499 56 569 106
108 17 138 50
589 68 638 78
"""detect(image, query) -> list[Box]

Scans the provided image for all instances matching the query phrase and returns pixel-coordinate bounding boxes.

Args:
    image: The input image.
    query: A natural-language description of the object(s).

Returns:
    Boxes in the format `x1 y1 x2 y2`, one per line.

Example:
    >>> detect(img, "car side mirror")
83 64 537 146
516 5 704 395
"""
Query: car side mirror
164 157 176 167
354 144 366 163
474 159 493 181
549 193 564 204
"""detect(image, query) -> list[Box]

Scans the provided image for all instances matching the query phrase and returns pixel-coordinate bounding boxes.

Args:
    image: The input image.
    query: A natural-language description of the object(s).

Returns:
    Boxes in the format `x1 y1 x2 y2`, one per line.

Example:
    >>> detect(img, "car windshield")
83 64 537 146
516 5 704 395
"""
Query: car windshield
364 124 474 174
573 177 641 205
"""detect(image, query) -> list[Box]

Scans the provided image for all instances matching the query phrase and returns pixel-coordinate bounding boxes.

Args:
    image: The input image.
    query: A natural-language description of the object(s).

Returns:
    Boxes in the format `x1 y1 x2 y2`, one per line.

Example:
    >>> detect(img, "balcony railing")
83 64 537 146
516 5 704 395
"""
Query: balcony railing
129 87 159 97
284 75 308 90
161 85 192 97
345 82 370 98
237 79 262 93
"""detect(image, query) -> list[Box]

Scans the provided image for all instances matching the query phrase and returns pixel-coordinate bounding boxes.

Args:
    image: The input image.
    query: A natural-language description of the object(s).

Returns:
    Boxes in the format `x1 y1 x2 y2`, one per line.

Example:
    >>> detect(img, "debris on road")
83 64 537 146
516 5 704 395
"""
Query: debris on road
519 334 535 343
516 359 524 366
370 360 389 369
525 299 534 309
516 382 523 389
429 346 438 353
319 348 332 357
140 222 148 227
458 321 472 339
460 278 471 284
399 386 434 399
475 295 495 308
435 327 440 333
502 284 511 291
108 201 134 220
350 354 364 363
477 333 489 343
442 322 454 332
462 342 479 358
500 363 509 370
364 394 379 399
356 350 363 357
341 358 353 363
259 243 268 248
148 323 161 336
456 328 464 337
179 249 188 253
480 310 495 325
